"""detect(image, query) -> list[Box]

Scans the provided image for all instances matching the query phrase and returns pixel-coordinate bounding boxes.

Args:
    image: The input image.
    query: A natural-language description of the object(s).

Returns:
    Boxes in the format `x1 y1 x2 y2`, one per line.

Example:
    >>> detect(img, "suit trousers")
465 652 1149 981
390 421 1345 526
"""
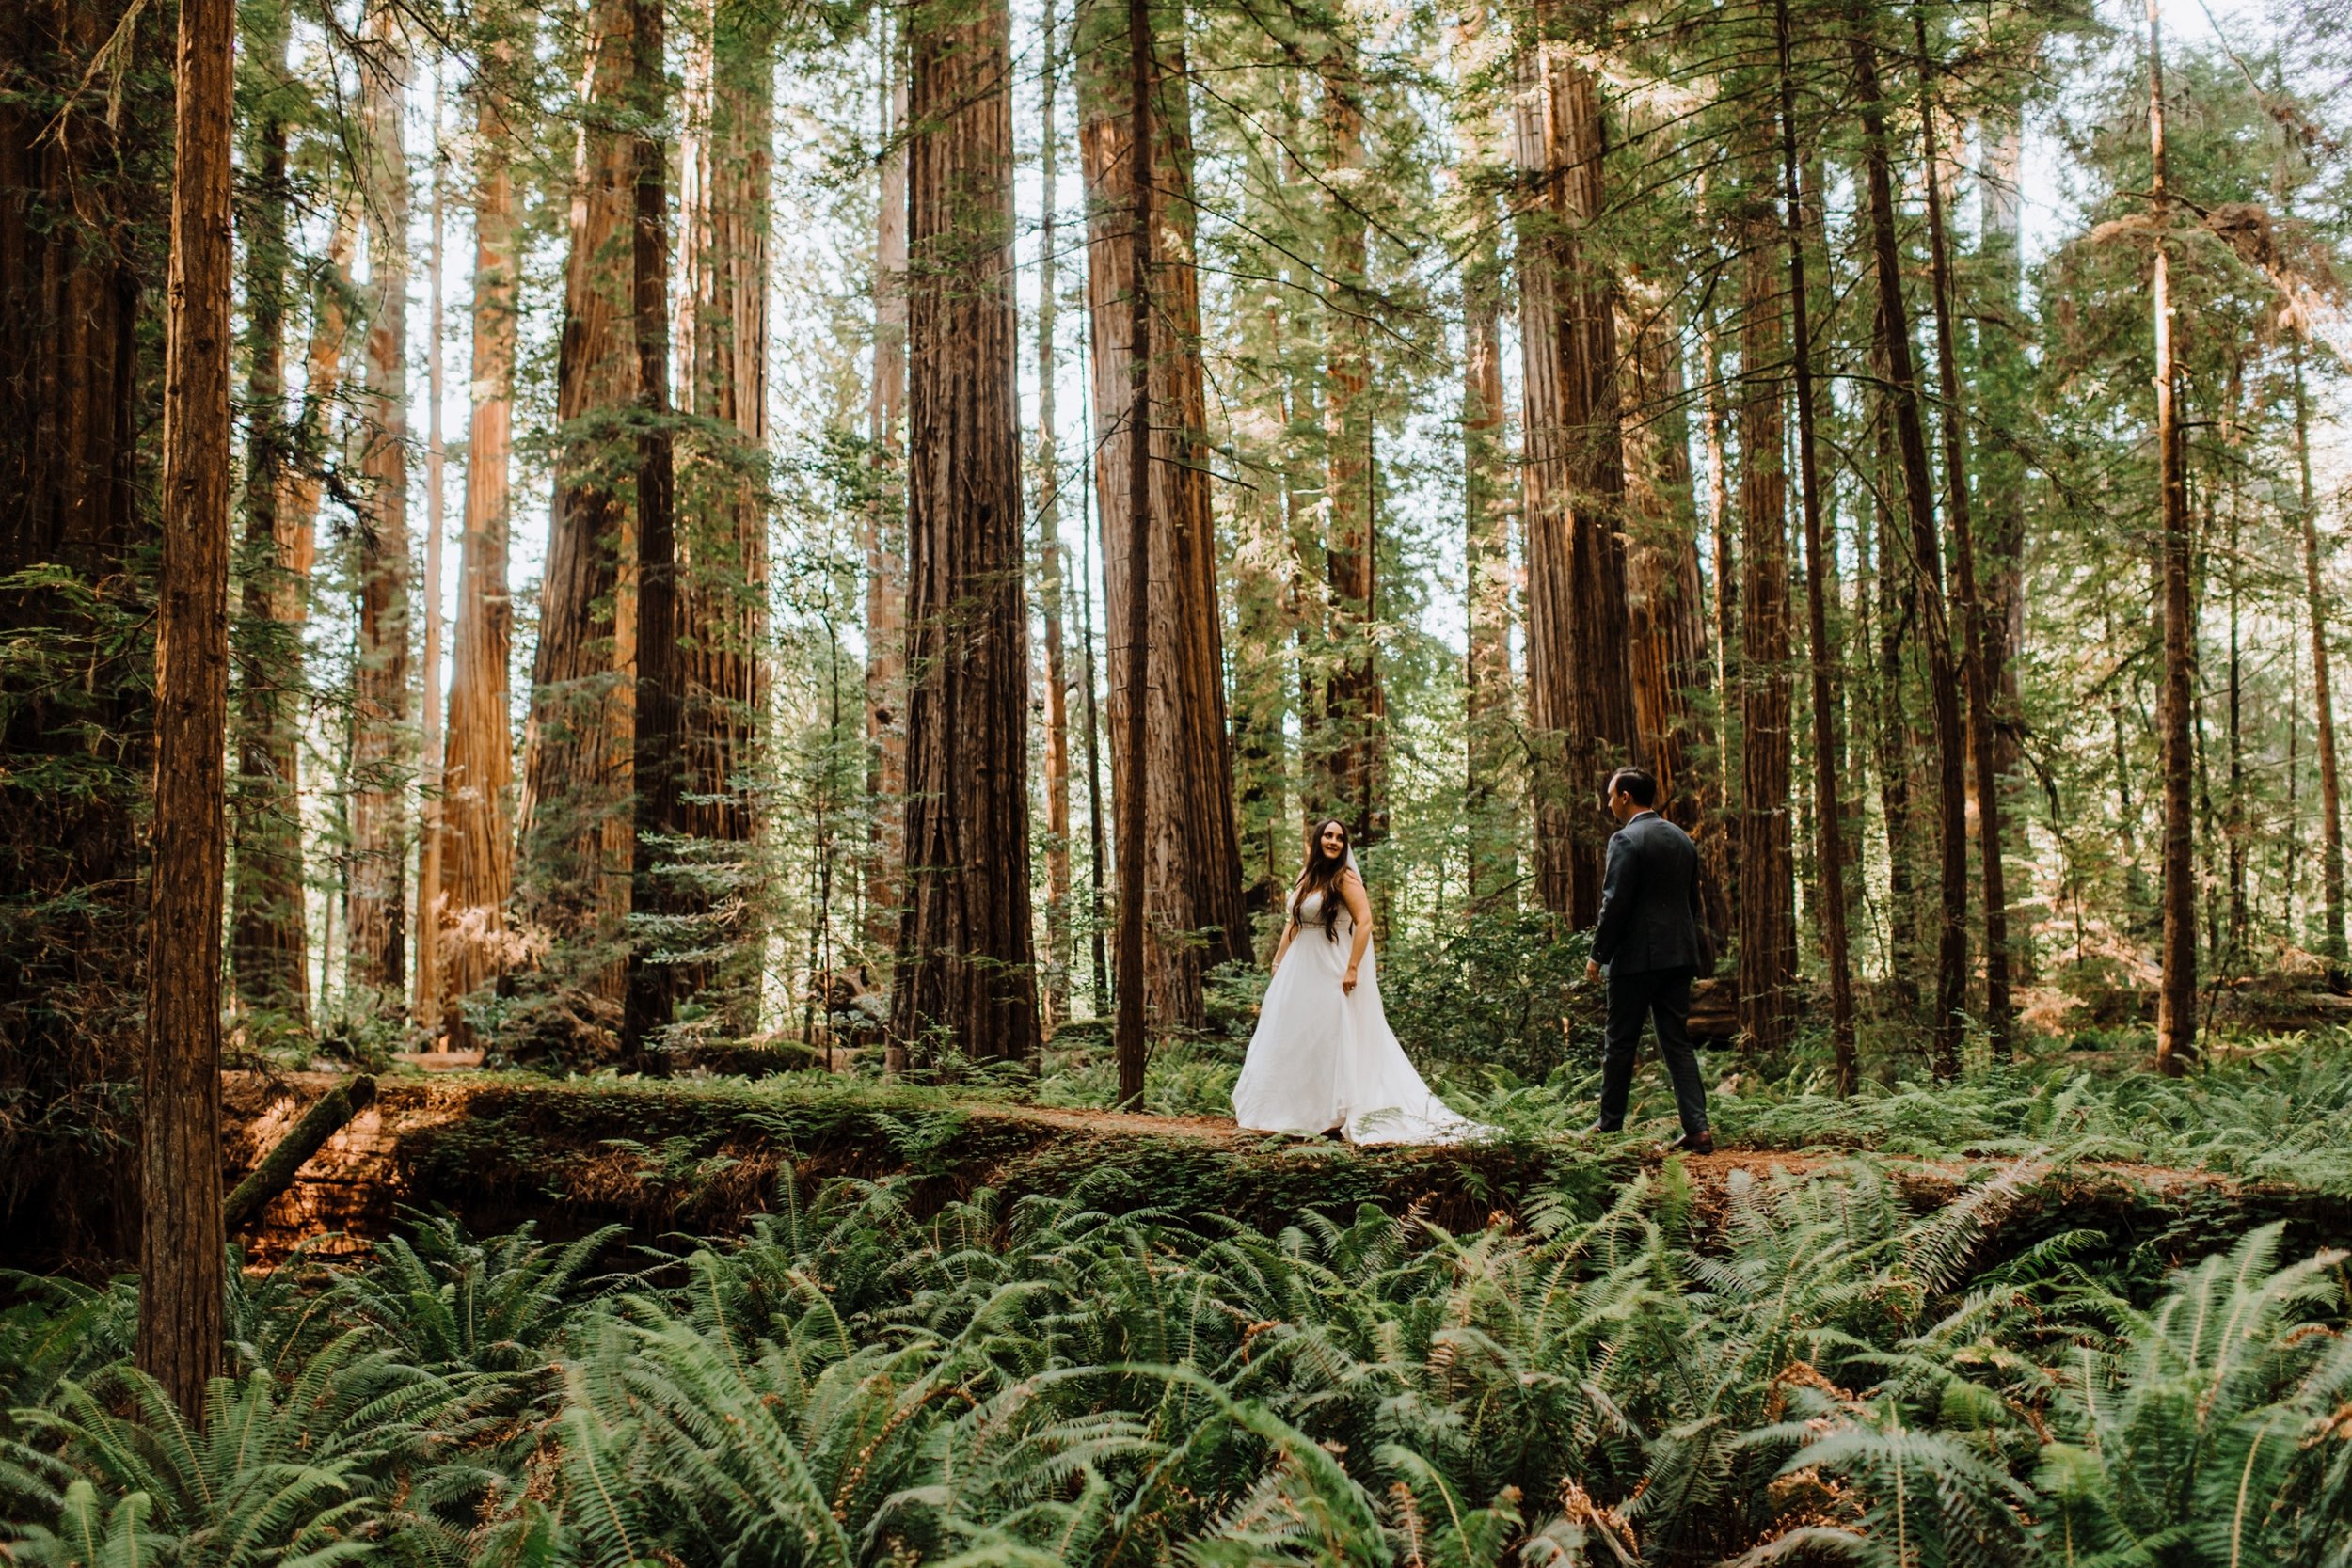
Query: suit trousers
1596 965 1708 1136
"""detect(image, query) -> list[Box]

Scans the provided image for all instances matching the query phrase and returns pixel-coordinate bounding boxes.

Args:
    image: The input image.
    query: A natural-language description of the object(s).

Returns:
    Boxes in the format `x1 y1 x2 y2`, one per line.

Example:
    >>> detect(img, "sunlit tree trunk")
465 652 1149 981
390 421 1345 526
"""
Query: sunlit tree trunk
414 107 449 1036
866 32 908 968
231 0 309 1024
348 3 413 1003
1465 239 1517 904
437 63 517 1046
2291 333 2344 960
889 0 1040 1065
1079 0 1245 1029
1513 11 1635 925
519 0 640 1040
143 0 233 1415
1038 0 1073 1024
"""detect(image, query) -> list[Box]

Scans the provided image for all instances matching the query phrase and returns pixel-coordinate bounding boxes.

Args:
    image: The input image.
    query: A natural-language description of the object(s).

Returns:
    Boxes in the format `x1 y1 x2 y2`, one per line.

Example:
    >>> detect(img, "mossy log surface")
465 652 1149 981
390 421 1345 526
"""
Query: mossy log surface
220 1071 2352 1273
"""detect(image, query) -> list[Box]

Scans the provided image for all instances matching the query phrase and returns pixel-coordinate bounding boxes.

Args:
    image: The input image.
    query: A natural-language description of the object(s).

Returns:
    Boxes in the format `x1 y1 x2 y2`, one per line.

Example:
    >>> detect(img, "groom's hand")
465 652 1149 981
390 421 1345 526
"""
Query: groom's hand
1585 958 1602 986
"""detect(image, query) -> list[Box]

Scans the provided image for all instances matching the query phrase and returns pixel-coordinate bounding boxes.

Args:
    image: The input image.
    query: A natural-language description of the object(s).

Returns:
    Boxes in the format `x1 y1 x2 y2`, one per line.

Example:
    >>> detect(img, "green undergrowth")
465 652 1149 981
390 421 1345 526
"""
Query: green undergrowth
6 1158 2350 1566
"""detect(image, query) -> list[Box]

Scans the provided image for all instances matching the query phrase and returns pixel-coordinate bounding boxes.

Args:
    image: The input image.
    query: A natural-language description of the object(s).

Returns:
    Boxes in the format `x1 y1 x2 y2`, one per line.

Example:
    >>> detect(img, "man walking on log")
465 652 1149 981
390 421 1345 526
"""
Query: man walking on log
1584 767 1713 1154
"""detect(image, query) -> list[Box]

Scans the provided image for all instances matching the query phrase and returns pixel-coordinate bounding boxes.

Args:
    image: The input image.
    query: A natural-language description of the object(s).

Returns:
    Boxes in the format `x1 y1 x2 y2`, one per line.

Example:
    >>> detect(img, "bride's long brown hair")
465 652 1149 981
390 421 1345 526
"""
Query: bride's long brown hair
1291 819 1353 942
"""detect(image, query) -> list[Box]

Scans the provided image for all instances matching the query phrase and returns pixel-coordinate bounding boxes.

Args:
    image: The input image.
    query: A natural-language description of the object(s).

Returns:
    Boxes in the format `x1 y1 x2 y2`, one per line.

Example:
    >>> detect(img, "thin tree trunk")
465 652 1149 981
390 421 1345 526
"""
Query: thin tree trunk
1978 87 2028 790
1776 0 1854 1088
349 4 412 1004
414 104 448 1036
2223 362 2246 969
1514 8 1636 925
142 0 233 1414
1851 14 1968 1077
1915 14 2010 1059
866 34 909 970
2147 0 2196 1072
1078 456 1110 1014
231 0 309 1024
678 0 778 1033
624 0 681 1059
437 59 517 1045
1464 196 1516 904
1112 0 1153 1107
1039 0 1073 1024
519 0 640 1042
889 0 1040 1066
2291 332 2344 959
1868 371 1923 1015
1079 0 1245 1028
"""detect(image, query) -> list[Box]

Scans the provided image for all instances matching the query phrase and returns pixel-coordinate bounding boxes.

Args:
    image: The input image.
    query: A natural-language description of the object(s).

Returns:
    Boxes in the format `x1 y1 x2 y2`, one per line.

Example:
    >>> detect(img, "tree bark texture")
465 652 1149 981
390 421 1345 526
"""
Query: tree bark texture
866 42 909 962
1513 20 1636 926
143 0 235 1414
889 0 1041 1064
348 7 412 1002
520 0 641 1041
1465 227 1518 905
437 71 518 1045
1038 0 1073 1022
414 129 449 1035
675 0 778 1032
0 0 165 1268
624 0 681 1057
1078 2 1247 1029
1734 192 1796 1055
230 0 309 1024
1852 19 1968 1077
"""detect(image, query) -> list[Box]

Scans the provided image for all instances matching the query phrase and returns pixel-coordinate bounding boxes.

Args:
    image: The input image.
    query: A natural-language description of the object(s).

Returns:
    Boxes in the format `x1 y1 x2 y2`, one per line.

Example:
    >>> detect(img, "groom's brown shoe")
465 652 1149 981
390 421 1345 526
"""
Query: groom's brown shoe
1661 1129 1714 1156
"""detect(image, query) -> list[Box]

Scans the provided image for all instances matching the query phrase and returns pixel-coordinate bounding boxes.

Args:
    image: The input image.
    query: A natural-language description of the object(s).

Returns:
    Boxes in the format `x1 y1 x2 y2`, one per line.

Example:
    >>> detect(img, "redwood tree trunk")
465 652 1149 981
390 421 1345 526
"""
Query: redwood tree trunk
1514 14 1636 925
1464 216 1517 904
143 0 234 1414
1038 0 1073 1022
1078 0 1245 1029
2292 333 2345 960
437 66 518 1045
348 7 412 1003
1852 17 1969 1077
889 0 1040 1065
866 39 909 964
520 0 640 1042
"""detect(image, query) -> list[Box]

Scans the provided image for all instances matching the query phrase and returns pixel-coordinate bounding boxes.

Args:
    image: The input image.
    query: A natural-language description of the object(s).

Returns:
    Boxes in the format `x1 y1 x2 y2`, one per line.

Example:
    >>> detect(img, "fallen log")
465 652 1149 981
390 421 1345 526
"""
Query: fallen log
224 1075 376 1232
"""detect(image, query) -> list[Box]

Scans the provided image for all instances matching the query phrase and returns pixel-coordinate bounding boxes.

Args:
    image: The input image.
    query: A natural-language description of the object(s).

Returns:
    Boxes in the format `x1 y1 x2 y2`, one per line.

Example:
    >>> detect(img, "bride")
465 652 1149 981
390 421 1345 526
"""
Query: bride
1232 819 1489 1145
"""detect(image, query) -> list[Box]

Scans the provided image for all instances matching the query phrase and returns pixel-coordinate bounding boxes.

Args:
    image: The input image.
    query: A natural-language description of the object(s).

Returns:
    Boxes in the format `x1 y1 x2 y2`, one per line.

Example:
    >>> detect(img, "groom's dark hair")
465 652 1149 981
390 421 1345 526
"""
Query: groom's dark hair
1606 767 1659 807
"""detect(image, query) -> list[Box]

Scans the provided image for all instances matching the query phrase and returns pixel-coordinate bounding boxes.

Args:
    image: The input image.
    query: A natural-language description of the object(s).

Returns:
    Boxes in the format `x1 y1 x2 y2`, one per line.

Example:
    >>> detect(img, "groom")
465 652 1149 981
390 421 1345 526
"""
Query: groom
1583 767 1713 1154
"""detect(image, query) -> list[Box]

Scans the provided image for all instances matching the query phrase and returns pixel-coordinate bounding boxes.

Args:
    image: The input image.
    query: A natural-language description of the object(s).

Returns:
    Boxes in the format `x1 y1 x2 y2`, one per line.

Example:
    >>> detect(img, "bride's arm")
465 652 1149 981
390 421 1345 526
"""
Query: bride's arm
1340 871 1373 991
1270 917 1297 974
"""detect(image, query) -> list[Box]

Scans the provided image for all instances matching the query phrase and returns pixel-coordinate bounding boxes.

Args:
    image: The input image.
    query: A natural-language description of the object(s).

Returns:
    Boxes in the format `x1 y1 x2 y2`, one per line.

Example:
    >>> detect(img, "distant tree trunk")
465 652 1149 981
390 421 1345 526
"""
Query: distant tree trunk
2145 0 2195 1074
866 34 909 968
889 0 1039 1065
520 0 640 1042
1978 88 2029 793
1868 371 1924 1016
1464 214 1517 904
1775 0 1853 1088
1038 0 1073 1024
231 0 309 1025
1915 20 2010 1060
1851 16 1968 1078
1734 188 1796 1055
624 0 681 1060
2291 333 2344 960
0 0 163 1269
677 0 778 1033
1513 13 1636 925
143 0 234 1415
414 119 449 1036
348 5 412 1004
437 68 517 1046
2222 360 2246 968
1078 0 1245 1029
1078 495 1111 1013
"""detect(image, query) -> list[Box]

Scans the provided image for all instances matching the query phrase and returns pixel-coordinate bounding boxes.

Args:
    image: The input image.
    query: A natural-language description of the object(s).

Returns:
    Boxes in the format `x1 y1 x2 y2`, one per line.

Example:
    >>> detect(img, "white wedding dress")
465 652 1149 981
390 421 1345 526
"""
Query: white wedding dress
1232 886 1490 1145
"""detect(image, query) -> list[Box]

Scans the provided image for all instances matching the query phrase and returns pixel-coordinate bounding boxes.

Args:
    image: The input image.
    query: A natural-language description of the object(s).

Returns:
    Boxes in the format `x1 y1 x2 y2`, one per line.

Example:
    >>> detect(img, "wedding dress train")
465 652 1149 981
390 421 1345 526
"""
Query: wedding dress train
1232 891 1490 1145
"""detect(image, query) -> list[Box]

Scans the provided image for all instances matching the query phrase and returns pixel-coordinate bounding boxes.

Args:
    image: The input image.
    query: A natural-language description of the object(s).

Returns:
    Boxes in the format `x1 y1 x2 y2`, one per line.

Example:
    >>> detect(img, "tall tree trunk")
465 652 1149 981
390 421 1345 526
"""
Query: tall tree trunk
624 0 681 1059
866 33 909 967
1078 0 1245 1028
520 0 640 1044
677 0 778 1033
889 0 1040 1065
231 0 309 1025
1734 186 1796 1055
1078 479 1111 1013
1868 370 1924 1016
437 62 517 1046
414 106 448 1036
2290 334 2344 959
1851 15 1968 1077
1915 16 2010 1059
1978 87 2028 789
1775 0 1854 1087
1038 0 1073 1024
1465 210 1517 905
2146 0 2195 1073
1513 9 1636 925
1316 43 1386 847
1111 0 1152 1107
348 4 412 1004
143 0 233 1414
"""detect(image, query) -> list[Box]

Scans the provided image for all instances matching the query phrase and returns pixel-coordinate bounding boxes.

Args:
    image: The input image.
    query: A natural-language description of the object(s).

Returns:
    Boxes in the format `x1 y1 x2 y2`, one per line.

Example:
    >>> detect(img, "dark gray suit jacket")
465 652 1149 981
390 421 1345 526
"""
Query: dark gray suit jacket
1592 811 1705 974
